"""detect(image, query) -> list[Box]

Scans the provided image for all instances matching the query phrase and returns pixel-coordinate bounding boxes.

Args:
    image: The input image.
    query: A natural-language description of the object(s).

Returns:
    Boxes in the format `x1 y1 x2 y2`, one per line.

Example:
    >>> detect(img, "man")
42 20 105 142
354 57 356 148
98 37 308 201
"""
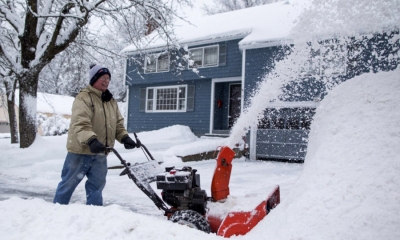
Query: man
53 64 140 206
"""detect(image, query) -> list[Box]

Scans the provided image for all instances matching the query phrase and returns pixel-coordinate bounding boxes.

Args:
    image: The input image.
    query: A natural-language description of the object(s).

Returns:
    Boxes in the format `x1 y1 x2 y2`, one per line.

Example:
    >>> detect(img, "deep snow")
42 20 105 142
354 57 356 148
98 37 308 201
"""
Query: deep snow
1 70 399 239
1 0 400 239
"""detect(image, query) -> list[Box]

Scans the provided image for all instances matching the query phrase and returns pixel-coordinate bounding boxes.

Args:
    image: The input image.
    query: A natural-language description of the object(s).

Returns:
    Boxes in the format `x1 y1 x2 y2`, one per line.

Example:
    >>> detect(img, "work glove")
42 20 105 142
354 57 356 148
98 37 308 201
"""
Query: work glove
87 138 106 153
122 135 141 149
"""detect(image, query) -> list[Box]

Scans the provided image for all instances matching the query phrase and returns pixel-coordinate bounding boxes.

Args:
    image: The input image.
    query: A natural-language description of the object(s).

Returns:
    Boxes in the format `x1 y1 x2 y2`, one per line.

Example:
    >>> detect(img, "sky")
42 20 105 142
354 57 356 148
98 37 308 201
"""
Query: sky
1 0 400 239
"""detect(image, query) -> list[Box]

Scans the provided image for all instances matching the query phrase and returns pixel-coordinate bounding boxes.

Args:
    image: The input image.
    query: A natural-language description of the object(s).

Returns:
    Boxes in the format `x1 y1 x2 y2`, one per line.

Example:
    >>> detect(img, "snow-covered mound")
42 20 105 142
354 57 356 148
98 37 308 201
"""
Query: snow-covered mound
244 69 400 240
135 125 199 151
0 197 219 240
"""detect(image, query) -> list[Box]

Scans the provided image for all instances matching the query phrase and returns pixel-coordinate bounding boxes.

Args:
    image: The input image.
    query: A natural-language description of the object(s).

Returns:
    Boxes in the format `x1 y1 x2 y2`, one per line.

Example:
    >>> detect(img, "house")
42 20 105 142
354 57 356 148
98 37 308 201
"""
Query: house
0 91 74 135
0 94 18 134
122 1 399 161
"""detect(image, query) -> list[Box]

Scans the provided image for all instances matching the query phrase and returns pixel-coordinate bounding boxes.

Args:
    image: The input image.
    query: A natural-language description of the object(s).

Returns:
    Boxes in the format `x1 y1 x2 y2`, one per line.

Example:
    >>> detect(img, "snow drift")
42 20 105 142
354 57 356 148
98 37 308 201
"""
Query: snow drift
244 69 400 240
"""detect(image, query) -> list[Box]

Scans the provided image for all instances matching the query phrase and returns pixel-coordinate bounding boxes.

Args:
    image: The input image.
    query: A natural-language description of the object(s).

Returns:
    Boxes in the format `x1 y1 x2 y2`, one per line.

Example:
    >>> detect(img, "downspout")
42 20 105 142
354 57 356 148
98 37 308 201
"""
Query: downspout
209 79 215 134
123 56 129 130
241 49 245 113
241 49 256 160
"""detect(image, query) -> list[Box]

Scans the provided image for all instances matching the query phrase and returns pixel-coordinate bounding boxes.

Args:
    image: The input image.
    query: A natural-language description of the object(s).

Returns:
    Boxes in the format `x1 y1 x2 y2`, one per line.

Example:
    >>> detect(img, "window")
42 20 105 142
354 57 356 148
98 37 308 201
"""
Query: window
258 108 316 130
140 85 195 112
300 40 347 77
144 53 170 73
145 85 187 112
189 45 219 68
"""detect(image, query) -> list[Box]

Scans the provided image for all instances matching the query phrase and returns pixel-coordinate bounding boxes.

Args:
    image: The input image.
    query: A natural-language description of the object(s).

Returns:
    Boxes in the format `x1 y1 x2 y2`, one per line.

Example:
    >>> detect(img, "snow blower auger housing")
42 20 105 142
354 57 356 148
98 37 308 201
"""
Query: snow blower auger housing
108 134 280 238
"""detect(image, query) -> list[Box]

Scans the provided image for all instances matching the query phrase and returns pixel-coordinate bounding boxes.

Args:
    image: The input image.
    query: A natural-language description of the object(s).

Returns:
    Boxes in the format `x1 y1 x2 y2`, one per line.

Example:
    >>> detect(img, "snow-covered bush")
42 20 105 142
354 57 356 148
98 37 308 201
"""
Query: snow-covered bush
40 114 70 136
36 113 47 127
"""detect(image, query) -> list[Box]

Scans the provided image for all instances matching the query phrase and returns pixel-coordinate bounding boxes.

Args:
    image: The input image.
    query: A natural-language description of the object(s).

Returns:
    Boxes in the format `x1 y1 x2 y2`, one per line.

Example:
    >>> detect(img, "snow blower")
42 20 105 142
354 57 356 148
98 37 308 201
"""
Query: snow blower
107 133 280 238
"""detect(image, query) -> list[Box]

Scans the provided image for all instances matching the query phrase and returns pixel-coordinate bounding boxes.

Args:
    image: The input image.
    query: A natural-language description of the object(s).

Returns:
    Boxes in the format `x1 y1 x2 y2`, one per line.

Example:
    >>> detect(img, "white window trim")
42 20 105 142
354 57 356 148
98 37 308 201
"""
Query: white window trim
145 85 188 113
144 53 170 74
189 45 219 69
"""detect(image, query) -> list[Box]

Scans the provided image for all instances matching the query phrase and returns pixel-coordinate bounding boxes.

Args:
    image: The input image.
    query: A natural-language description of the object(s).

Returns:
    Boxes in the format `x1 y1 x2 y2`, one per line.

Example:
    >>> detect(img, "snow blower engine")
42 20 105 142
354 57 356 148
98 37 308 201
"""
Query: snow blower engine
156 166 208 215
108 133 280 238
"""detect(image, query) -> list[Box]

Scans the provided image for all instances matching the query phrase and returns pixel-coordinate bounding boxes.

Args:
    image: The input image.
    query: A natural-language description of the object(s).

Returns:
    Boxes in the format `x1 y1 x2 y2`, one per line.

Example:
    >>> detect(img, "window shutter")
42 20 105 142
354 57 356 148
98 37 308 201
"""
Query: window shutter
219 43 227 66
139 88 146 112
187 85 195 111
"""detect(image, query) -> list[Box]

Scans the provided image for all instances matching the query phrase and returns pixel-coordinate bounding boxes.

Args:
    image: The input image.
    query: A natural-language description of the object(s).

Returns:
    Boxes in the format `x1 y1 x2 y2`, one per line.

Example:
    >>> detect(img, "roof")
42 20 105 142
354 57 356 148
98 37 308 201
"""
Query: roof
14 90 74 115
36 92 74 115
122 0 307 54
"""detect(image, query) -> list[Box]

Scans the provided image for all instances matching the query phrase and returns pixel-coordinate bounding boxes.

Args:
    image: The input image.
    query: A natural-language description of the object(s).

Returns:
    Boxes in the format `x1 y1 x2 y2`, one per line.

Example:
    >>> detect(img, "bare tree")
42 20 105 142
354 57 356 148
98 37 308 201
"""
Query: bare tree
203 0 281 15
0 75 19 143
0 0 191 148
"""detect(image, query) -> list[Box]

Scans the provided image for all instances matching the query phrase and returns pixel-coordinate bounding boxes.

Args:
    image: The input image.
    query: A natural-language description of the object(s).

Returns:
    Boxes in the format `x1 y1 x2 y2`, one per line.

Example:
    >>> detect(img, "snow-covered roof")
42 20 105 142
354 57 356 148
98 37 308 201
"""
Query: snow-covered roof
122 0 306 54
14 90 74 115
36 92 74 115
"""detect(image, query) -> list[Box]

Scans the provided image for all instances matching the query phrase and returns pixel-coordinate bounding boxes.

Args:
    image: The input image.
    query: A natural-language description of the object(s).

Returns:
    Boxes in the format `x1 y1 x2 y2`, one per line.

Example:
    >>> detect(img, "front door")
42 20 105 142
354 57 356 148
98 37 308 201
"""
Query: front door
228 84 241 128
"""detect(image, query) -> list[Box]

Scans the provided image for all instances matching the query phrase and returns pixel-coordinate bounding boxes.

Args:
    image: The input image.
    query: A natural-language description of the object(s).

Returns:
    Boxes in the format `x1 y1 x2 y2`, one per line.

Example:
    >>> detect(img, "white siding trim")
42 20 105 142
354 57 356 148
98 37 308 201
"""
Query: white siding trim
264 101 319 108
250 124 257 160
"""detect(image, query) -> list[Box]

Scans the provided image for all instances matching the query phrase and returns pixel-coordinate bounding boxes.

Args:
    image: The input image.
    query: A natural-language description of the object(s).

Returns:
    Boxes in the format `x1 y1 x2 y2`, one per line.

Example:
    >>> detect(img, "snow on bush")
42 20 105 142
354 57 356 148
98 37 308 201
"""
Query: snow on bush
39 114 70 136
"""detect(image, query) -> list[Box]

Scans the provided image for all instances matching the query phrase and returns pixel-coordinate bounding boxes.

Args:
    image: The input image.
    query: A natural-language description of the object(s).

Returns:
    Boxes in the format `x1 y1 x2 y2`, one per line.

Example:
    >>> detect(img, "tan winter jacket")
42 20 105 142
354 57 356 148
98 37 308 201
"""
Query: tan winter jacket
66 85 128 155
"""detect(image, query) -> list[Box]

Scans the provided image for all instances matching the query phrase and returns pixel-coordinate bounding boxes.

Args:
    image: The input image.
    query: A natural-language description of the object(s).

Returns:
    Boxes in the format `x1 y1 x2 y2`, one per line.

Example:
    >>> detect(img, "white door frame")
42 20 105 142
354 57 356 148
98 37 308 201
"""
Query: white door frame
209 77 242 134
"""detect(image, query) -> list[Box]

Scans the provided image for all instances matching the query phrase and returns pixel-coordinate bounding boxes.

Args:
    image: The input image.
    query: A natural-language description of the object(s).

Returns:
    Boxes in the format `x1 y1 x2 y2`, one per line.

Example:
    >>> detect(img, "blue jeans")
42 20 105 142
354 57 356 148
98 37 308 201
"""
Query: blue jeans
53 152 108 206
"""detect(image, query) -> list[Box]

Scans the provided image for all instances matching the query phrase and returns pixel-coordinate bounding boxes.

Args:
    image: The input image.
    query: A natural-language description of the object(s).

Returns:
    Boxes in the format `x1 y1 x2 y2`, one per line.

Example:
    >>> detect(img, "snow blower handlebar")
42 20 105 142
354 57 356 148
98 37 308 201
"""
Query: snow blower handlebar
106 135 171 213
107 147 130 167
134 132 155 162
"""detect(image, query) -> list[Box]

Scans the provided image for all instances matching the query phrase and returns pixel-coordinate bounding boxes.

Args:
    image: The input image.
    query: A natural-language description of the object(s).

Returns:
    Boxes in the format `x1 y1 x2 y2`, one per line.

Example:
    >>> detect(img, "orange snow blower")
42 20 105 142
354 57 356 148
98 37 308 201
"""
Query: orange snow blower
207 146 280 237
108 134 280 238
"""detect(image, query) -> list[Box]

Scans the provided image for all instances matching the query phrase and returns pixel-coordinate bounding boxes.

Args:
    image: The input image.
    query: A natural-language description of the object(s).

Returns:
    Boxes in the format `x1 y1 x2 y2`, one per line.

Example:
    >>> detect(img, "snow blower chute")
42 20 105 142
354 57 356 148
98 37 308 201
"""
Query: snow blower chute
108 134 280 238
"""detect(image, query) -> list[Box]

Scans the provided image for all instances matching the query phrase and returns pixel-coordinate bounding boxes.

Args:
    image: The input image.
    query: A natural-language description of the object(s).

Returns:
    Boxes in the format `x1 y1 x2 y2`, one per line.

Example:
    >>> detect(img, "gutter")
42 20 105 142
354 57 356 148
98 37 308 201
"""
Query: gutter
123 31 251 56
239 38 293 50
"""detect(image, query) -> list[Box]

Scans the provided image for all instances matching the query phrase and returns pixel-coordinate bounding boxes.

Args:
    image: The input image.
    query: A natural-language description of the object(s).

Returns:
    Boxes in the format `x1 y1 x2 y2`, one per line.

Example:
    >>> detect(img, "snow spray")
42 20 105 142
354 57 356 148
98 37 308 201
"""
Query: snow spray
226 0 400 149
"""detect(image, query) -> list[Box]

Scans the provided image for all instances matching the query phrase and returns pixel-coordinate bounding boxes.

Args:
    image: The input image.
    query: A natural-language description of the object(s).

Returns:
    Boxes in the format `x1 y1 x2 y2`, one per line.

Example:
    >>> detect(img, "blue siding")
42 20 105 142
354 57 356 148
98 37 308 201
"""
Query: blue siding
243 46 325 104
126 39 243 85
244 47 281 105
125 38 244 136
126 79 212 136
244 31 400 105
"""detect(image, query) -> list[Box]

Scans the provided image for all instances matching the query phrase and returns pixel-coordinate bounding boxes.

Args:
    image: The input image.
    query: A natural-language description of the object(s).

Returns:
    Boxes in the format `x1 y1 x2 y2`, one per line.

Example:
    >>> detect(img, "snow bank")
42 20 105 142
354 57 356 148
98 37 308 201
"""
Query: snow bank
244 70 400 240
0 197 219 240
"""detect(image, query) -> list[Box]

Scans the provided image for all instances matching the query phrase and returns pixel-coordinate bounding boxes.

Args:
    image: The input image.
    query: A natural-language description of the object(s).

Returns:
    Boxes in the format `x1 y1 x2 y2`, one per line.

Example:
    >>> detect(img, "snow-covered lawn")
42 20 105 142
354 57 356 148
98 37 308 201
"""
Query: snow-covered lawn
0 124 303 239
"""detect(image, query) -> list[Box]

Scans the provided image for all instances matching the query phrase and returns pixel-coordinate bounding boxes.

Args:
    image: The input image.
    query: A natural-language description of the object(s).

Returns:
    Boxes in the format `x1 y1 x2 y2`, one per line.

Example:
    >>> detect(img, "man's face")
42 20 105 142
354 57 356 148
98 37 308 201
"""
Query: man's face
92 74 110 92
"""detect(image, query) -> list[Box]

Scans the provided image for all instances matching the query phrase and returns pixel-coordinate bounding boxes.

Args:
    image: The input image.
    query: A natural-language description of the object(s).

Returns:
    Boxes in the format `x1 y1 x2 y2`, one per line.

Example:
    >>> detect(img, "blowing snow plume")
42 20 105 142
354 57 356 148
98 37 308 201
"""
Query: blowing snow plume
225 0 400 239
226 0 400 148
245 69 400 240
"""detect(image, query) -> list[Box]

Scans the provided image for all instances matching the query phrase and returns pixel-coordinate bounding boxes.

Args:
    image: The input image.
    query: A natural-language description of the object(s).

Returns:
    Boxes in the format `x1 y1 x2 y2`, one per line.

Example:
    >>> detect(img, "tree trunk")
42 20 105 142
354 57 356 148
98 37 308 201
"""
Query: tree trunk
4 80 19 144
18 72 39 148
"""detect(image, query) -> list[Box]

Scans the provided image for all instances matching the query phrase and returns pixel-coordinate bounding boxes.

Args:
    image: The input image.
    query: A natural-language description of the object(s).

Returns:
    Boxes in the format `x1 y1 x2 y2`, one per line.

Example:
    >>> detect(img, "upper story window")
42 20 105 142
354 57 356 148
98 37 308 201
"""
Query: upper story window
144 53 170 73
189 45 219 68
146 85 187 112
300 40 347 77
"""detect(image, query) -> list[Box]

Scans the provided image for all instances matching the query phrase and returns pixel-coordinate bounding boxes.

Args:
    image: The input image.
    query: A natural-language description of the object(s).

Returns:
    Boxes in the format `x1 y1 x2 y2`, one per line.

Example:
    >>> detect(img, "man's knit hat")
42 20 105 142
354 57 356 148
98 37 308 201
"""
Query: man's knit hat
89 64 111 85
